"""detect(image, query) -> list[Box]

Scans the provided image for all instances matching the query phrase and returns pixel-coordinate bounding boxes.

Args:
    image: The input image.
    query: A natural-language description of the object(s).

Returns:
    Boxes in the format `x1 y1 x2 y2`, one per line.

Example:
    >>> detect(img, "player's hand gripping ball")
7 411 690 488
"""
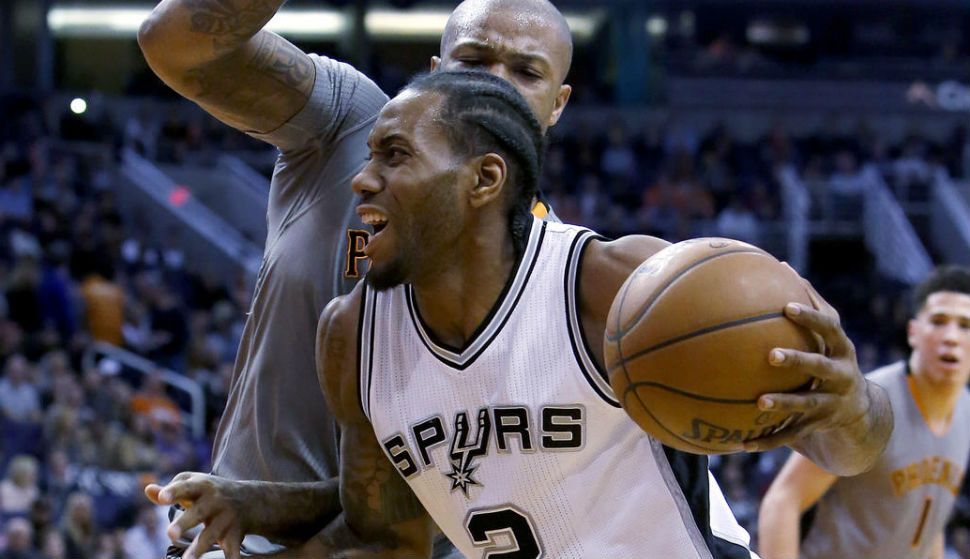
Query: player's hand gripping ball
604 238 820 454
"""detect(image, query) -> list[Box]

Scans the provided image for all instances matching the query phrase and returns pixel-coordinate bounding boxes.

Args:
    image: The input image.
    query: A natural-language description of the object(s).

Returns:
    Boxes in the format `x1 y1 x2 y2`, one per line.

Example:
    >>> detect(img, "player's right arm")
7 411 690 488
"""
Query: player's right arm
137 0 312 135
757 451 838 559
311 283 436 557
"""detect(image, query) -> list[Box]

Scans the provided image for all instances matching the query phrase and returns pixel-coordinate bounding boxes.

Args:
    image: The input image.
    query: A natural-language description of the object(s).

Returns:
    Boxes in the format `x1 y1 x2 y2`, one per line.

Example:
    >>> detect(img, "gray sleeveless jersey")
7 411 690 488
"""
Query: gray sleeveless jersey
801 361 970 559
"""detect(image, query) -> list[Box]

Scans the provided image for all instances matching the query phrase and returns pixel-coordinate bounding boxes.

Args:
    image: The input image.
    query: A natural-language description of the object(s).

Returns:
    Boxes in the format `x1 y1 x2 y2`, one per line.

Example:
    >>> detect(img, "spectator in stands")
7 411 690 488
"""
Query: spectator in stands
146 283 188 372
123 108 158 159
716 194 761 244
0 173 34 223
42 450 74 517
61 493 97 559
91 531 124 559
121 504 168 559
5 257 42 337
130 370 178 429
154 417 196 476
1 518 41 559
111 414 160 472
0 355 40 422
27 498 53 551
827 150 868 219
640 176 684 240
893 135 935 188
79 262 124 347
37 246 76 345
601 121 638 204
39 531 65 559
0 455 40 515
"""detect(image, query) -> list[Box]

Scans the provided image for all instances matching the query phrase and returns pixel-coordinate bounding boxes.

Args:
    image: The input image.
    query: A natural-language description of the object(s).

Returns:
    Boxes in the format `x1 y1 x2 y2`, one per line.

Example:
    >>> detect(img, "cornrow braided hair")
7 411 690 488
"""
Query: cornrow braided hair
404 71 545 256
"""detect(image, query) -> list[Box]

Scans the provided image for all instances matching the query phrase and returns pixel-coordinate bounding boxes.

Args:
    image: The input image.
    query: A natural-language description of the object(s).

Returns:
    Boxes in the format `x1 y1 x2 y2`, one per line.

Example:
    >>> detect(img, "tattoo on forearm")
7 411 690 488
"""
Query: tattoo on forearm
341 428 426 543
185 0 281 53
249 32 314 89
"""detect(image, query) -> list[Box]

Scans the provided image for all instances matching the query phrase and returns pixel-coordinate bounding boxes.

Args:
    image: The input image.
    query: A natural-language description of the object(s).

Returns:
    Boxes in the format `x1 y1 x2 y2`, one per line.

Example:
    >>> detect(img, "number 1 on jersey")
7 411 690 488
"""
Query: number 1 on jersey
465 505 543 558
911 497 933 547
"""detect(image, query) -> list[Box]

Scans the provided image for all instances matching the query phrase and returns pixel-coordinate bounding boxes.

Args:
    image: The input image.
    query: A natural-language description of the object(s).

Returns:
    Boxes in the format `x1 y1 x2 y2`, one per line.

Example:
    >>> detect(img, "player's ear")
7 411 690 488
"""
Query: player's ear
430 56 441 72
547 84 572 127
906 319 918 349
468 153 507 208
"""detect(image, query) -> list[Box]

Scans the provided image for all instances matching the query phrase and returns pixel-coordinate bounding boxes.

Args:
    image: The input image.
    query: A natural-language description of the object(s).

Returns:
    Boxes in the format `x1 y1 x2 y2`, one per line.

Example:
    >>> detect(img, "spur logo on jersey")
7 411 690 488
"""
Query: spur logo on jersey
381 405 585 497
890 456 966 497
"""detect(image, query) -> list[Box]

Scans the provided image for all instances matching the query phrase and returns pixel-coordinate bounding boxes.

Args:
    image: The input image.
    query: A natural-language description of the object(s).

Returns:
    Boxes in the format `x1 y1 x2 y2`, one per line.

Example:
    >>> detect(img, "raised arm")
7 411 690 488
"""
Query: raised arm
758 452 838 559
137 0 313 134
313 284 435 557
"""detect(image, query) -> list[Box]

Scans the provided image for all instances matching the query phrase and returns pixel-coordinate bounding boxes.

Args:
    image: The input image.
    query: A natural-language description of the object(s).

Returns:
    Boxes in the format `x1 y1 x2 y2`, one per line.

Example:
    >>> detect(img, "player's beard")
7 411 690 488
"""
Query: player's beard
366 255 408 291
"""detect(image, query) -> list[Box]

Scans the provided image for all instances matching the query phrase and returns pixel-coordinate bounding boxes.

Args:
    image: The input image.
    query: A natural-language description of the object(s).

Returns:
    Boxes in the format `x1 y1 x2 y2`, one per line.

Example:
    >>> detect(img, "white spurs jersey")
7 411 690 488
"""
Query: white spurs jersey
359 218 756 559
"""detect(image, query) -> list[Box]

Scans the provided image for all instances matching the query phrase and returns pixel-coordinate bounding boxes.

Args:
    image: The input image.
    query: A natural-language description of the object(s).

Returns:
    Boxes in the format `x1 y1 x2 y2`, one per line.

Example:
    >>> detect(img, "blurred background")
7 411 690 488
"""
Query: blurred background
1 0 970 557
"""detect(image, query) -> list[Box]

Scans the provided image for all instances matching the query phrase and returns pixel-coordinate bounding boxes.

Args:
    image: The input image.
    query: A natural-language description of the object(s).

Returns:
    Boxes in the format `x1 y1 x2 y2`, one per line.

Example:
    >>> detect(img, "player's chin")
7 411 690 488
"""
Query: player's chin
365 259 408 292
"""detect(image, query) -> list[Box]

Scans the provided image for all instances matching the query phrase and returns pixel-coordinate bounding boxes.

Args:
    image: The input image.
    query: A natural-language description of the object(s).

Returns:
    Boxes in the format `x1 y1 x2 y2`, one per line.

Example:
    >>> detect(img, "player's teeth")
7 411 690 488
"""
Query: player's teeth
362 213 387 225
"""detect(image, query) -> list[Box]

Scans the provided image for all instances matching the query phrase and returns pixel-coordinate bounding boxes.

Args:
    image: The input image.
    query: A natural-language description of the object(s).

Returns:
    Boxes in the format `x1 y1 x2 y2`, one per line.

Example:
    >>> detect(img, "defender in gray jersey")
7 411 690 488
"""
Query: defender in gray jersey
137 0 572 557
759 266 970 559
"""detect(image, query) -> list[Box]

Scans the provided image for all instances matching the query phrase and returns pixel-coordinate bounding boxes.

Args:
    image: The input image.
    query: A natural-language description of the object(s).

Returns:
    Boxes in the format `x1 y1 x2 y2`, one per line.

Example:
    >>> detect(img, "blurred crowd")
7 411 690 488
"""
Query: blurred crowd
0 97 251 559
1 88 969 557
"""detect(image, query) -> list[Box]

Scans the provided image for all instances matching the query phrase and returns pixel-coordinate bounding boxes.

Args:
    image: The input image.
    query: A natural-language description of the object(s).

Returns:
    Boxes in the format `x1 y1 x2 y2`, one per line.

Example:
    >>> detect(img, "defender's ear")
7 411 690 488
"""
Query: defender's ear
468 153 507 209
547 84 572 128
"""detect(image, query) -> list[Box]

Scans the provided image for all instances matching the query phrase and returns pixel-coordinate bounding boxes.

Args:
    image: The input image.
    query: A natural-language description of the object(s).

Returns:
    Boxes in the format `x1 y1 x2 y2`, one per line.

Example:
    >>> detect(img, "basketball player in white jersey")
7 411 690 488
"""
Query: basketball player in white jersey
138 0 570 556
295 71 893 558
759 266 970 559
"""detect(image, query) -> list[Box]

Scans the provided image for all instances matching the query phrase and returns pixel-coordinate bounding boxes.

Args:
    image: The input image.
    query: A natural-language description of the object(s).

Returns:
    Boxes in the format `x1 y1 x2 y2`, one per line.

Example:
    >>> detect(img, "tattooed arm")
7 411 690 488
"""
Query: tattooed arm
146 283 434 559
311 283 436 557
137 0 313 134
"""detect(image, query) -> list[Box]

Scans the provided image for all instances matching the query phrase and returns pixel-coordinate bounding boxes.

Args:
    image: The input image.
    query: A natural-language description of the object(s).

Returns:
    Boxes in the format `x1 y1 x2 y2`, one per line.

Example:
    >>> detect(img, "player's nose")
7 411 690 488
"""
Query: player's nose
352 164 381 197
485 63 511 83
940 322 962 344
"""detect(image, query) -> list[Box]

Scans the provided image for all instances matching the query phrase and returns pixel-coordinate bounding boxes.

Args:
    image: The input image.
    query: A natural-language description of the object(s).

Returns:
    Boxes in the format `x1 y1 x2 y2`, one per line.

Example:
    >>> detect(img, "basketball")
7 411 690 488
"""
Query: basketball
604 238 819 455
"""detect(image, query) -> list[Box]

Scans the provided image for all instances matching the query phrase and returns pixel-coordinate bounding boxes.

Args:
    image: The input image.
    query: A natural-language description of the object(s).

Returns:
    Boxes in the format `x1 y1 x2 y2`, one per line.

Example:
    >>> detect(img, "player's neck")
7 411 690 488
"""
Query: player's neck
907 359 960 435
411 227 517 349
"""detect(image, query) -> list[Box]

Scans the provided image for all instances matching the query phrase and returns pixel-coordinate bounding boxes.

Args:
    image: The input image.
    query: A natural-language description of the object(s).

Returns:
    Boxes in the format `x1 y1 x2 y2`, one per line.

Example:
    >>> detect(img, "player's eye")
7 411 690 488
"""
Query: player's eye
518 67 542 80
386 147 408 164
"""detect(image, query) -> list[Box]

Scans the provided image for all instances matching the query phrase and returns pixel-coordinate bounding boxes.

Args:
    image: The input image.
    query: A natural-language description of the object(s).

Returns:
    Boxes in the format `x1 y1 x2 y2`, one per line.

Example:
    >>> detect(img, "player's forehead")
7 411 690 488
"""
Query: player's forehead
918 291 970 319
368 90 445 146
446 11 565 71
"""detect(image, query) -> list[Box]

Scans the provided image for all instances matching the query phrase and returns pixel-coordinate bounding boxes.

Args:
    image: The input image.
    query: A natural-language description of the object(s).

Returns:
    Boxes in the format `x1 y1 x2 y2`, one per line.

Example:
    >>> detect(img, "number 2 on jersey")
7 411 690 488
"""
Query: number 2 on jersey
465 506 543 558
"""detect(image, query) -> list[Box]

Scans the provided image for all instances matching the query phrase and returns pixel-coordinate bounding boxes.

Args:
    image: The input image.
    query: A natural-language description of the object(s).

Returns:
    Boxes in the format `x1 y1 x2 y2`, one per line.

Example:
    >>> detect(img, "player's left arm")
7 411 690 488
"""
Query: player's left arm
739 279 893 476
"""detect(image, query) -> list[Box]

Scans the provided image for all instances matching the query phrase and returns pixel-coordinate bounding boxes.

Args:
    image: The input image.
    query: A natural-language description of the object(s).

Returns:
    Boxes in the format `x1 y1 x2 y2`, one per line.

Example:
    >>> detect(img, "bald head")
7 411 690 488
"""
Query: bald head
442 0 573 79
434 0 574 130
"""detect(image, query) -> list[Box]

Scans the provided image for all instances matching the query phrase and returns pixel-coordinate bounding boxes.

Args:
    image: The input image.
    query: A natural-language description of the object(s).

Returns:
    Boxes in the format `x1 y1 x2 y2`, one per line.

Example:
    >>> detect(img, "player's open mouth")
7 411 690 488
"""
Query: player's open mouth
359 209 388 234
940 354 959 365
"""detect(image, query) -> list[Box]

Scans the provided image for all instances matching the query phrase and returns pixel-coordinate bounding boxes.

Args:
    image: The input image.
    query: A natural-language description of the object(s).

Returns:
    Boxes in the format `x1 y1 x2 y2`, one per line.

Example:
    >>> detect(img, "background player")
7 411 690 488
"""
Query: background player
306 70 892 558
137 0 571 556
758 265 970 559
